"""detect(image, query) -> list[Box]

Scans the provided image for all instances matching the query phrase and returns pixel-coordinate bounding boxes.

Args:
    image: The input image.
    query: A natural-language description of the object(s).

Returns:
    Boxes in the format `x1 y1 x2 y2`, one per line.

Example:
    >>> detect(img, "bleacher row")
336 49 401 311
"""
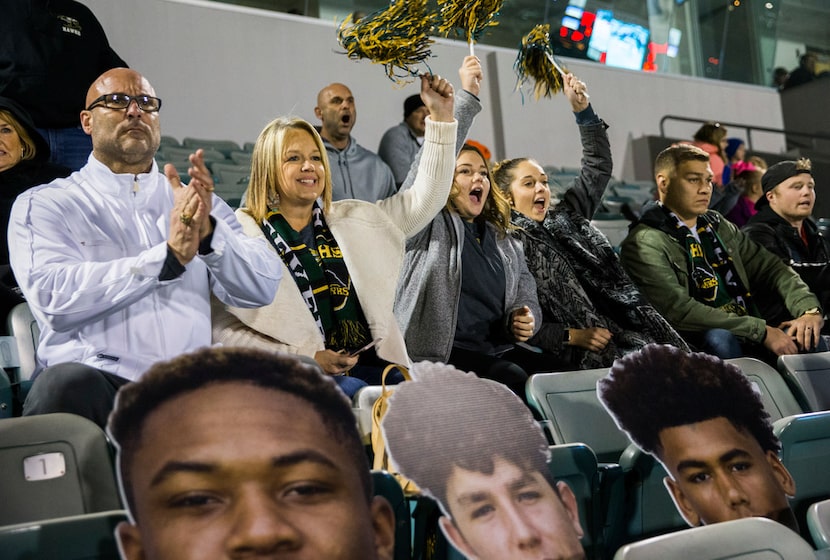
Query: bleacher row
155 136 654 250
155 136 257 209
3 301 828 560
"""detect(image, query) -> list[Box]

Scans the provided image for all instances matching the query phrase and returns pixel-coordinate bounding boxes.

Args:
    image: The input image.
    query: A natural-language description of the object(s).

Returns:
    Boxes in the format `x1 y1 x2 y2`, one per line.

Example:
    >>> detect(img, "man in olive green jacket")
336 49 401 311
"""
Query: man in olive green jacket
620 144 823 359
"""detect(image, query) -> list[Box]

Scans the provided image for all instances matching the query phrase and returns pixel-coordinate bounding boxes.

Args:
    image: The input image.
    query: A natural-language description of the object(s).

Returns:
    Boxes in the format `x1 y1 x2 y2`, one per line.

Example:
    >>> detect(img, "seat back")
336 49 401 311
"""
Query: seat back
727 357 804 421
371 470 411 560
526 369 630 463
0 369 12 418
158 145 227 165
777 352 830 412
549 443 607 559
617 444 688 544
590 217 631 250
612 516 816 559
808 498 830 549
0 413 123 525
6 301 39 384
773 410 830 536
0 510 127 559
353 385 383 446
182 137 241 157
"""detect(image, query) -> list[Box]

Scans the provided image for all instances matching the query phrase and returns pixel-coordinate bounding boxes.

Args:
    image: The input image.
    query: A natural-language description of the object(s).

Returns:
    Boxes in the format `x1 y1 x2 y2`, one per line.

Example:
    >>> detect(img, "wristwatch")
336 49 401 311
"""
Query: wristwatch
803 307 822 316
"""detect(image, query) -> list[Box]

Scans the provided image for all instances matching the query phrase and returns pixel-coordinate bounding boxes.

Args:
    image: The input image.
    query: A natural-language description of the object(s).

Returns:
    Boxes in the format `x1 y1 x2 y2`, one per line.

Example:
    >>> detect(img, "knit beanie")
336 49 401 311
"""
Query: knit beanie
725 138 744 160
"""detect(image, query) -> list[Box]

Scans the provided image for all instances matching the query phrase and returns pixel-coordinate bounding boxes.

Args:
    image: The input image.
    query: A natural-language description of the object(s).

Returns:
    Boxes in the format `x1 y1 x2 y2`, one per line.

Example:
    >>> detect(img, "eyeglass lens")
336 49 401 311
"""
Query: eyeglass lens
93 93 161 112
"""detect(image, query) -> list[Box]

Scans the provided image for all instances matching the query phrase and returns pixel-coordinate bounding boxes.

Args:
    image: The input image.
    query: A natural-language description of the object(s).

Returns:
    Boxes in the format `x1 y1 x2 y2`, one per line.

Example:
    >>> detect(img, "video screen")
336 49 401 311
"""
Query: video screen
586 9 650 70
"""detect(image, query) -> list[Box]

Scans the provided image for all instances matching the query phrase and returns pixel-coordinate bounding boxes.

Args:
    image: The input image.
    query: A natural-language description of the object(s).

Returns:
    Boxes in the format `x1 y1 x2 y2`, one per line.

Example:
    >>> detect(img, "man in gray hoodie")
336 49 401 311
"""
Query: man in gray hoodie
314 83 396 202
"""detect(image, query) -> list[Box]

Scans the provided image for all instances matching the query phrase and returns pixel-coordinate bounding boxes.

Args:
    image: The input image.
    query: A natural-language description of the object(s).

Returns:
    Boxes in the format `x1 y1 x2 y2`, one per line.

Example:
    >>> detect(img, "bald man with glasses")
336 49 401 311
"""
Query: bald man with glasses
9 68 281 427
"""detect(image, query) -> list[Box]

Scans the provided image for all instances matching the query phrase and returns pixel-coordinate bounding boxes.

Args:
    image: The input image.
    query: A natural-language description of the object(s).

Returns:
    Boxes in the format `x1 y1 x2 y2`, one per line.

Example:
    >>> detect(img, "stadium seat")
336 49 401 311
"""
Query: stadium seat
0 413 122 526
726 357 805 421
5 302 39 407
617 444 688 544
158 146 227 166
777 352 830 412
0 369 11 418
612 516 816 559
353 385 383 446
215 168 251 187
773 410 830 537
550 442 623 560
229 150 253 165
371 470 410 560
526 368 631 463
158 135 180 147
808 498 830 549
590 215 632 250
0 510 127 559
182 137 241 157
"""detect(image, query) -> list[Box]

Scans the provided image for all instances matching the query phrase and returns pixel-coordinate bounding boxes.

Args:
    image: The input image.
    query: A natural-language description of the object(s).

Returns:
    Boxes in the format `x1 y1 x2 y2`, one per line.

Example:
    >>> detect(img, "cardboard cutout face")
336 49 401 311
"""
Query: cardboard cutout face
381 363 585 560
115 382 394 560
596 344 797 532
658 417 795 527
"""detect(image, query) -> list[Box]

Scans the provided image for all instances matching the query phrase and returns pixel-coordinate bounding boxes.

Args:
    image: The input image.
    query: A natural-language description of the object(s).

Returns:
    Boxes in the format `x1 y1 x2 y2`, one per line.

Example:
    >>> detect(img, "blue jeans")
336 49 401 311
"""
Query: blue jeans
333 374 368 399
700 328 744 359
36 126 93 171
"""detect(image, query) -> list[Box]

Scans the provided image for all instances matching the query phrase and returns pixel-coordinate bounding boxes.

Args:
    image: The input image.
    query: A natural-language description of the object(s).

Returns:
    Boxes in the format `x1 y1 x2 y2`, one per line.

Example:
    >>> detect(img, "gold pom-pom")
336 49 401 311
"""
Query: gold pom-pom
436 0 503 44
337 0 436 83
515 24 567 99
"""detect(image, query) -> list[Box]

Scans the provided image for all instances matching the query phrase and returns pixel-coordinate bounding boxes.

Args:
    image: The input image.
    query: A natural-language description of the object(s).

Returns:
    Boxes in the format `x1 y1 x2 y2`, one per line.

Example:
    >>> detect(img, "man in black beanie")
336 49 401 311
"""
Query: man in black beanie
378 93 428 188
743 158 830 332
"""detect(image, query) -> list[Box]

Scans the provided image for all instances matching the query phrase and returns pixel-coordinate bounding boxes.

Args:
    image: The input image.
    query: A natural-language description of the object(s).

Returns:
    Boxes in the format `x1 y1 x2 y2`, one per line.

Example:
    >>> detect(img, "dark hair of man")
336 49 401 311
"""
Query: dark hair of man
655 143 710 181
597 344 780 459
108 346 371 517
381 367 550 513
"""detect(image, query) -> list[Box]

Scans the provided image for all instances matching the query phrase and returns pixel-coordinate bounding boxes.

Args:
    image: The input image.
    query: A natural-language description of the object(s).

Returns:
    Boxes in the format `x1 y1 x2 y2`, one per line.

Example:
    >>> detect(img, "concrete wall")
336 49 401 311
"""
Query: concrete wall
84 0 788 181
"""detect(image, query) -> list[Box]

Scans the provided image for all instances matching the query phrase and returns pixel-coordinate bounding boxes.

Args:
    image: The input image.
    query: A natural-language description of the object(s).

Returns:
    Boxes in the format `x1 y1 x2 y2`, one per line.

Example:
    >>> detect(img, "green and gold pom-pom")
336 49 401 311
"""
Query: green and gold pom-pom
436 0 503 44
337 0 436 83
514 24 567 99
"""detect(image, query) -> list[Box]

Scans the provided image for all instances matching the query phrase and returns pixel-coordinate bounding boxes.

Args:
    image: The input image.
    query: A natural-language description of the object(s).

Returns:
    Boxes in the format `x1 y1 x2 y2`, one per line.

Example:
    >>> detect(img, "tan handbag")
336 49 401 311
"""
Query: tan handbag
371 363 420 495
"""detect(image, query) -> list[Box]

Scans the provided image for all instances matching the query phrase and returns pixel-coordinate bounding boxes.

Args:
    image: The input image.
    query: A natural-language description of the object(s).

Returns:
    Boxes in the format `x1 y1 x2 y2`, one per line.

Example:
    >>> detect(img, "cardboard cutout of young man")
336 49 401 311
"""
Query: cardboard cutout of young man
107 347 395 560
381 363 585 560
597 344 797 531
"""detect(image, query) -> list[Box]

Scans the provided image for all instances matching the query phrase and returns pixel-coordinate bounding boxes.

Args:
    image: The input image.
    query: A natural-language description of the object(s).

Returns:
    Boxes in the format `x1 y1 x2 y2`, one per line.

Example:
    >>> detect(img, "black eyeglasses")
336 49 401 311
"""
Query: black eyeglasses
86 93 162 113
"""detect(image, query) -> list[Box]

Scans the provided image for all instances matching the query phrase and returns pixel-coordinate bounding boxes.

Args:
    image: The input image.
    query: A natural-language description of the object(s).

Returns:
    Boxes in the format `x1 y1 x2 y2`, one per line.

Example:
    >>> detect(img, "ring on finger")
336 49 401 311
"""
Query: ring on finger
180 212 193 226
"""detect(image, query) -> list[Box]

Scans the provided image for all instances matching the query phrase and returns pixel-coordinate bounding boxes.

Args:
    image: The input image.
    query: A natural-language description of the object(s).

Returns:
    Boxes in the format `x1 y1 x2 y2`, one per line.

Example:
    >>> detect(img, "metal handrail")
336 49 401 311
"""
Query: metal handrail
659 115 830 153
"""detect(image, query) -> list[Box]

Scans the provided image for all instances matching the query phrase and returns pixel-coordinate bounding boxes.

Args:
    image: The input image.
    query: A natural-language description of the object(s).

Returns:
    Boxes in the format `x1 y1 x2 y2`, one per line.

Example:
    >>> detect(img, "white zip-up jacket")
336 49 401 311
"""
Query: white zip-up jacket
9 155 281 380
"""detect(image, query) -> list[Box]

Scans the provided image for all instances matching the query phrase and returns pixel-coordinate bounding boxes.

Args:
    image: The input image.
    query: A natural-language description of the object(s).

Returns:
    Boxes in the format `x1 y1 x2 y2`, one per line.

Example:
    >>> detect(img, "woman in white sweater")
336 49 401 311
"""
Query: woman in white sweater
212 73 458 396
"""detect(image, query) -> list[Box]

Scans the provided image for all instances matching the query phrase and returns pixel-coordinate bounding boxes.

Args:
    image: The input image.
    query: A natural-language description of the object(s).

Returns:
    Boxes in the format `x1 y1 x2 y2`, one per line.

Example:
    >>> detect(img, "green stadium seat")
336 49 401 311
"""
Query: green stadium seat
727 357 805 420
0 413 123 526
526 368 631 463
371 470 410 560
777 352 830 412
182 137 241 157
774 411 830 540
612 516 815 559
808 498 830 549
0 510 127 559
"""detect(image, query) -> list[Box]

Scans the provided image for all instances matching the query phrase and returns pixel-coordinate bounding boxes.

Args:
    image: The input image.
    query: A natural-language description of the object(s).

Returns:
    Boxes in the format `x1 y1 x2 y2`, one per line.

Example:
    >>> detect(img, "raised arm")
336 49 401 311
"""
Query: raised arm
398 56 484 193
558 74 613 219
375 73 458 237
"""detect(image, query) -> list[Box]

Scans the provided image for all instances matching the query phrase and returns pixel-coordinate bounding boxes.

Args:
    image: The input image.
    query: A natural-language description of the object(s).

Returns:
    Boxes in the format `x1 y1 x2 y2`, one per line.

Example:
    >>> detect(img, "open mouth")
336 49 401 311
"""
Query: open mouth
340 114 351 125
534 197 547 211
469 187 483 203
